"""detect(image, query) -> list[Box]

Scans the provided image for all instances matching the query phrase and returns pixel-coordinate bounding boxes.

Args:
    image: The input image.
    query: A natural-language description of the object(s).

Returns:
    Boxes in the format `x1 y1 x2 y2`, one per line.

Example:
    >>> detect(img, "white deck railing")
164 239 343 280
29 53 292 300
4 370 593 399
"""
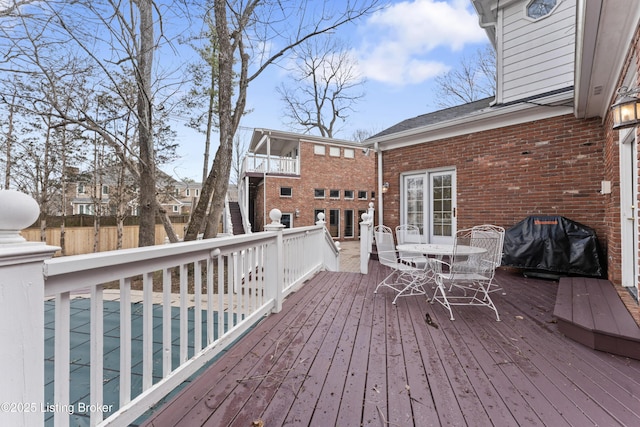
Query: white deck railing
0 193 339 427
242 153 299 175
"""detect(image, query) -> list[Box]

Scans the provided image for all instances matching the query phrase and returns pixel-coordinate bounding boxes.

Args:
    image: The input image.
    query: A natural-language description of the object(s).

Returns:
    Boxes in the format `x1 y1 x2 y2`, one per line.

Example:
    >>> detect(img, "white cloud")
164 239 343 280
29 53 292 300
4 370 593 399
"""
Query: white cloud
355 0 487 86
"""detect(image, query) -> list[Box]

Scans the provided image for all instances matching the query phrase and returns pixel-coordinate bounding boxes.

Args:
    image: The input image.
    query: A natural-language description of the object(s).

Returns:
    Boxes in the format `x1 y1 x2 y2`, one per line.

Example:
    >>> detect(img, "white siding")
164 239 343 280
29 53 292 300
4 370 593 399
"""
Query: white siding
498 0 575 104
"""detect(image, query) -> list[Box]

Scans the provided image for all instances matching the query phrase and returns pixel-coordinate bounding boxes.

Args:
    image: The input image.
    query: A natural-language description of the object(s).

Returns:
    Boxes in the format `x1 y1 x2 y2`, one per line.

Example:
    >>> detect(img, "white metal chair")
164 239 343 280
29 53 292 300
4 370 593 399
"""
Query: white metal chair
430 228 501 321
395 224 428 268
374 225 429 304
470 224 505 293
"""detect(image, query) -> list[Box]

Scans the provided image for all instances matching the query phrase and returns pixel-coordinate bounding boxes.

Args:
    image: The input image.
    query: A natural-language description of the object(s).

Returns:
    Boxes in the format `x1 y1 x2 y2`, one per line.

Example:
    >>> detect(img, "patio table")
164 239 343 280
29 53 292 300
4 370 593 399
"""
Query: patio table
396 243 486 257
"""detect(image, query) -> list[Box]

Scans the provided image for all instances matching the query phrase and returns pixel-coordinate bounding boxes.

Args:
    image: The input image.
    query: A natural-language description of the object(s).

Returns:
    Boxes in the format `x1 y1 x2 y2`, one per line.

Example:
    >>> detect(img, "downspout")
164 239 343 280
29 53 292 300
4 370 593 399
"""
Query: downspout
263 132 270 228
376 142 383 226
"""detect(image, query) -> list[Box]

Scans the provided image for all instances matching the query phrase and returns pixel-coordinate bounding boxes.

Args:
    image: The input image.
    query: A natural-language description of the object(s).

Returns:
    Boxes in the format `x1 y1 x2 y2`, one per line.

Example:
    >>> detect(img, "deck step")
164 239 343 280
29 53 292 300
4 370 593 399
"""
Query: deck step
553 277 640 360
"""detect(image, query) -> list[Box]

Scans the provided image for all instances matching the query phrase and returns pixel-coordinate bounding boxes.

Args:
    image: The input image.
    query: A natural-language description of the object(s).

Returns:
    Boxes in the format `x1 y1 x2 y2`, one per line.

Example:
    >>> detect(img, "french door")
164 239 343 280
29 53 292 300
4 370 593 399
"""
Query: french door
402 169 457 244
620 129 639 295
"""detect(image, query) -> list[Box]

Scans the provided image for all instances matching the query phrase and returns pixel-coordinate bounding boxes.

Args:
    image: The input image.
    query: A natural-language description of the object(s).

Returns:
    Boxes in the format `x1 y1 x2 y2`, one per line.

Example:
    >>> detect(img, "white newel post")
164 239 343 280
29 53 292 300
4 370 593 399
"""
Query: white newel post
359 212 373 274
0 190 59 426
265 209 285 313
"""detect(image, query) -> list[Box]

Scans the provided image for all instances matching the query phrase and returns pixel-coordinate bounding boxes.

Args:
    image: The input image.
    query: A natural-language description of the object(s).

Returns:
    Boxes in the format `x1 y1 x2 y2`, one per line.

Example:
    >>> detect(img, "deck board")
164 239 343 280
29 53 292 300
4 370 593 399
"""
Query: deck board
141 263 640 427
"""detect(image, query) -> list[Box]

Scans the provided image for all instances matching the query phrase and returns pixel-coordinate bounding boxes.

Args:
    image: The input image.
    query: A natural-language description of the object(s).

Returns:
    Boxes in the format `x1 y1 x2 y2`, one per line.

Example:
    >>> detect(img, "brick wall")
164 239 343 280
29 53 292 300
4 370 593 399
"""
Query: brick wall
379 113 609 270
255 141 376 240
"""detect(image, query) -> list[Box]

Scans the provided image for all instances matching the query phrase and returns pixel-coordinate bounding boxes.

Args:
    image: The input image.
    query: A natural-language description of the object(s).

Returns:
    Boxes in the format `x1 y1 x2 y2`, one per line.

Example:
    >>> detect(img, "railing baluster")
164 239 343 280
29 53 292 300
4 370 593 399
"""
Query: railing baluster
162 269 172 377
243 249 249 316
143 272 154 391
179 264 188 363
227 254 234 327
119 278 132 405
194 260 202 352
90 285 104 426
207 256 214 345
54 292 70 427
217 255 224 339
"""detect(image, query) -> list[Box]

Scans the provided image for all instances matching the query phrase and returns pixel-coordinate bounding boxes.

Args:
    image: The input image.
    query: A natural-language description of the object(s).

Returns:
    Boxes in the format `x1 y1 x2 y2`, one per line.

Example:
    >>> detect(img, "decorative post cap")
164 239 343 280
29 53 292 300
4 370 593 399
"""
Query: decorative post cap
265 208 285 231
0 190 40 244
269 208 282 224
316 212 326 225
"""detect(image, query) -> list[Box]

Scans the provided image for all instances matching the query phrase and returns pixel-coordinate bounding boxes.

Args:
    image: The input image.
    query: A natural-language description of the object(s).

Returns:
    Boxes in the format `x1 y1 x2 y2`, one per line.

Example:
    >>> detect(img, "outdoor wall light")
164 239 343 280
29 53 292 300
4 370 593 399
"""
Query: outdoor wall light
295 208 300 217
382 182 389 193
611 86 640 130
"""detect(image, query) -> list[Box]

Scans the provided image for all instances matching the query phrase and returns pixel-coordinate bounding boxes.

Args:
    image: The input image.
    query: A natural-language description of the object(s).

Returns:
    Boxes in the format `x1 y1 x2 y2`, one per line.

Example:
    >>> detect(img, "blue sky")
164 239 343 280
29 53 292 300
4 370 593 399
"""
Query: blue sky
166 0 490 181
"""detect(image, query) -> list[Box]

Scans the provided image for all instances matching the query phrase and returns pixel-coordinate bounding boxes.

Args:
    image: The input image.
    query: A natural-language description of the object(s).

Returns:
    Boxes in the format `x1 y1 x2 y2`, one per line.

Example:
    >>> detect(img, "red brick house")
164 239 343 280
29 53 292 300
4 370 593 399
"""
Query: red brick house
239 128 375 240
365 0 640 298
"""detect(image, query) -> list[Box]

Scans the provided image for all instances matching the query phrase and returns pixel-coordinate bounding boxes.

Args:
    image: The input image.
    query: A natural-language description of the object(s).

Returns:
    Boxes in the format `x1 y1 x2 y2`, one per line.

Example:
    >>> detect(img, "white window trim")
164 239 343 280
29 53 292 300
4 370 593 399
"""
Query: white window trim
524 0 561 22
280 187 293 198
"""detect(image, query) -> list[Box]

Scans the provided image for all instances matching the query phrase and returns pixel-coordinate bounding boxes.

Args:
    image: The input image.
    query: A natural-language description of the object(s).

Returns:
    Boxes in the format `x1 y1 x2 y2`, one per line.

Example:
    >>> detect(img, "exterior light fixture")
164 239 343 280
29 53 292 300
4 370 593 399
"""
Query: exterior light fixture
382 182 389 193
295 208 300 218
611 86 640 130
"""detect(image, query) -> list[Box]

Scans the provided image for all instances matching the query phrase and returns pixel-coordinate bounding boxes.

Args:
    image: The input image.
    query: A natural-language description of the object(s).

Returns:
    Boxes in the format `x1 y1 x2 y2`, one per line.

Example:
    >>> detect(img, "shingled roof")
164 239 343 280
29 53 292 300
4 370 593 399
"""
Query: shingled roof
368 97 494 140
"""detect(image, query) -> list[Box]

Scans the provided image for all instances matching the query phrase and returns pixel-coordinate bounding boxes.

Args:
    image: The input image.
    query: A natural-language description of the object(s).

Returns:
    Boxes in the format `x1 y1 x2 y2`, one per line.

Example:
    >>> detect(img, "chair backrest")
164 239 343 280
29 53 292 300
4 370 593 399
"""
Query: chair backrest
374 225 398 268
451 228 499 276
471 225 505 268
395 224 423 244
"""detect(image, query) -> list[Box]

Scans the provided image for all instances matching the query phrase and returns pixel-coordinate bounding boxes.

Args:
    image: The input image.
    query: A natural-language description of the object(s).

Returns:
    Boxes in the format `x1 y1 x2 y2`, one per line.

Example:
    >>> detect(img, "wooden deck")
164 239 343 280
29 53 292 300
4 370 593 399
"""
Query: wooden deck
141 261 640 426
554 276 640 360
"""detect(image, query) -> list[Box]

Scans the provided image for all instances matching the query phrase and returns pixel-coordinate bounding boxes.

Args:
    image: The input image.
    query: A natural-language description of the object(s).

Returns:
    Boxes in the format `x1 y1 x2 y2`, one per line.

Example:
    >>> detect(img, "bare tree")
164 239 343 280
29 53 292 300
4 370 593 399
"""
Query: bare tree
277 37 365 138
184 0 381 241
0 0 183 246
230 134 247 186
182 11 221 184
351 127 380 143
433 44 496 108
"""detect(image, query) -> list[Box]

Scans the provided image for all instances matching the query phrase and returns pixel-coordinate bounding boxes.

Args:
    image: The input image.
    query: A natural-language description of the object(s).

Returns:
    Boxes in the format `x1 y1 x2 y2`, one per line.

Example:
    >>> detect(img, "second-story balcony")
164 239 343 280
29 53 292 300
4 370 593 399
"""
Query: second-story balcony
242 153 299 176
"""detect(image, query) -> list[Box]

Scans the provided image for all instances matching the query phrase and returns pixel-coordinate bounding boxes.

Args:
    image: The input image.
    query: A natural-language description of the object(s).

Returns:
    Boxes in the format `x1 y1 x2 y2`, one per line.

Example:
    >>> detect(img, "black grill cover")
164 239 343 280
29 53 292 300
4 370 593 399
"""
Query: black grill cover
502 216 604 277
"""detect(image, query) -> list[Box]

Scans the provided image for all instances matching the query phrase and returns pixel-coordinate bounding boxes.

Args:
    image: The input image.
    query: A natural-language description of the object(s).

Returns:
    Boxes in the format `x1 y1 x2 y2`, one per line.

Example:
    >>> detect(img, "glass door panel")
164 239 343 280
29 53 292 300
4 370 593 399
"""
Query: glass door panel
404 175 424 234
429 171 455 244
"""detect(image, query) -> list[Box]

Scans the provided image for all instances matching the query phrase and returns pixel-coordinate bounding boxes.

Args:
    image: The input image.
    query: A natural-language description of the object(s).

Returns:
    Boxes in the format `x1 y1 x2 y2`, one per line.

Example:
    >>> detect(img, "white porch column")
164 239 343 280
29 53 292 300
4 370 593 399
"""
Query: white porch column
265 208 285 313
0 190 59 426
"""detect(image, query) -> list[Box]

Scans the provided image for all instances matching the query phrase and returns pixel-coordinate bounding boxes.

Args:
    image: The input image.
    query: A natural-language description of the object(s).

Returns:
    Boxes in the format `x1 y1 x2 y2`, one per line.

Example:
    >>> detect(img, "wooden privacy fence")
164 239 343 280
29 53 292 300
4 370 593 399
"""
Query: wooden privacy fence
21 224 189 255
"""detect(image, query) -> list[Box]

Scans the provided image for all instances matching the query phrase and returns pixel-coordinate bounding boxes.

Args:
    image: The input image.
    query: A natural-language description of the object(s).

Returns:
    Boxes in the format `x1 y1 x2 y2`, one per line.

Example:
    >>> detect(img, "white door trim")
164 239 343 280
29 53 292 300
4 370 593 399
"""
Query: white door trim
620 128 638 295
401 168 457 244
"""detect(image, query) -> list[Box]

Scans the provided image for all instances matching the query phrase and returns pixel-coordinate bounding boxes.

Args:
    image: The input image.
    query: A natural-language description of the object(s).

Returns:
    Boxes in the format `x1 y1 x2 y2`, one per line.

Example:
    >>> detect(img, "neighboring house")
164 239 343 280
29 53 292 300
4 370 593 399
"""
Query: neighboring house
160 180 203 216
364 0 640 298
71 181 112 215
239 128 375 240
68 169 202 217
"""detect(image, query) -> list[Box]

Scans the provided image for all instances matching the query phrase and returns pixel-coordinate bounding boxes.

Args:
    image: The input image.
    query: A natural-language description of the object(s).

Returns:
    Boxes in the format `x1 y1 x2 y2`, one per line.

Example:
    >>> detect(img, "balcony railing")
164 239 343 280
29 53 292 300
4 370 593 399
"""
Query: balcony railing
0 190 339 427
242 153 299 175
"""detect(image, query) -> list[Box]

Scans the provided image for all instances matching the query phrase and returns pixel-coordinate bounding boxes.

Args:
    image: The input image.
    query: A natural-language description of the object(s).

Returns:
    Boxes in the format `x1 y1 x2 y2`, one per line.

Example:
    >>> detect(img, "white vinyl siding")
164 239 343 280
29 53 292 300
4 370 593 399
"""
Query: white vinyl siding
498 0 575 104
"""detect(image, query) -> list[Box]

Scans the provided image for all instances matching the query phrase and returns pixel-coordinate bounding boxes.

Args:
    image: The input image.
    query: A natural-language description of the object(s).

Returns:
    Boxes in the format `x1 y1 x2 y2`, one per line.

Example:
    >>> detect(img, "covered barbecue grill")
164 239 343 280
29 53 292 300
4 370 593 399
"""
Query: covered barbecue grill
502 216 605 278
